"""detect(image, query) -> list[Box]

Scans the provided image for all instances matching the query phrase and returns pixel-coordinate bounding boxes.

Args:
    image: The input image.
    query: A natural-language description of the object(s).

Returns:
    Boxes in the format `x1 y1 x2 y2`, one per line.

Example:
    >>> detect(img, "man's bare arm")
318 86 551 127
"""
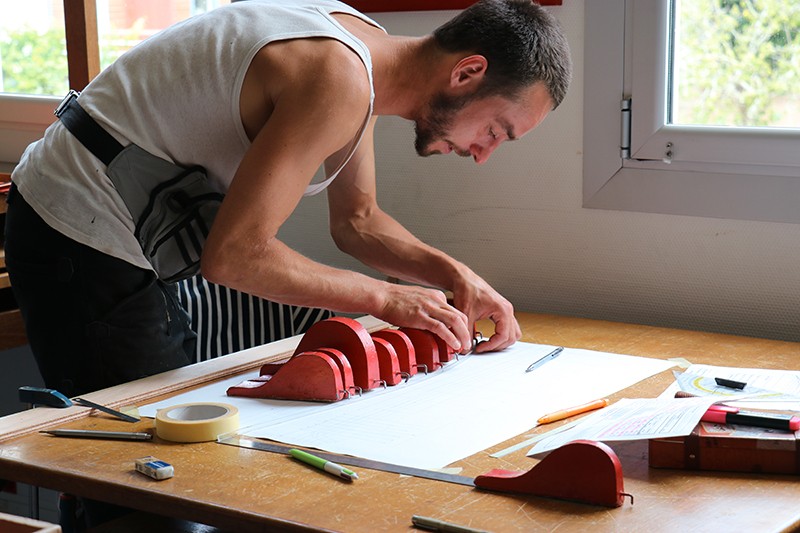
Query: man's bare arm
201 39 472 352
326 121 521 352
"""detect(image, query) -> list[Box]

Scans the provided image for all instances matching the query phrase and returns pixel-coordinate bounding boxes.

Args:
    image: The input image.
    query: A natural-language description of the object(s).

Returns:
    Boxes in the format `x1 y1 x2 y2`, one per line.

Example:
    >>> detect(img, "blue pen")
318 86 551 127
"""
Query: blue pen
525 347 564 373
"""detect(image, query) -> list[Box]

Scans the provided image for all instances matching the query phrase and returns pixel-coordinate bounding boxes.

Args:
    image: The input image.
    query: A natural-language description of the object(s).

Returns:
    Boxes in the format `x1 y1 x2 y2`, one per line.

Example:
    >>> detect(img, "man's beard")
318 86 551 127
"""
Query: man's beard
414 91 473 157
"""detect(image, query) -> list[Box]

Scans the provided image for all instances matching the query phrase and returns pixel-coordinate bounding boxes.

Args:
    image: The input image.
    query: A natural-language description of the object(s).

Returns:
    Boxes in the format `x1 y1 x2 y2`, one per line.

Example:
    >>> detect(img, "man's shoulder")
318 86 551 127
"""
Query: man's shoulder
260 37 371 99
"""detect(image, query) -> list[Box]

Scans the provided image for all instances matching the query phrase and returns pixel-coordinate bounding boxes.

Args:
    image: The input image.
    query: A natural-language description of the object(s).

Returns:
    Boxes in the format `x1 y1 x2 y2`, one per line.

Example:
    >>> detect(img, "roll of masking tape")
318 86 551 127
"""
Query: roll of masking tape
155 402 239 443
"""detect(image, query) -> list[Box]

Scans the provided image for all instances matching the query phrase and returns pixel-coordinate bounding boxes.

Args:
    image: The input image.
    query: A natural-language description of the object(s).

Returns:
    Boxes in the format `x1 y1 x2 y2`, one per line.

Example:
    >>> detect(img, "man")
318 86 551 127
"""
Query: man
5 0 572 398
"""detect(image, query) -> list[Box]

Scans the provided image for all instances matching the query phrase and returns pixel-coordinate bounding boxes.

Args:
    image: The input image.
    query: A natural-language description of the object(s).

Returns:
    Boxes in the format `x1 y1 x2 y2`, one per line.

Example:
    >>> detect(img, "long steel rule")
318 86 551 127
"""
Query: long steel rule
217 435 475 487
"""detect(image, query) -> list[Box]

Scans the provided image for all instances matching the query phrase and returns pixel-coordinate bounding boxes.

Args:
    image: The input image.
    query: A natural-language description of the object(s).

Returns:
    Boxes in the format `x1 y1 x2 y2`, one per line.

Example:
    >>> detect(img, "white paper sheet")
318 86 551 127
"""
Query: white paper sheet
527 396 720 456
659 364 800 410
140 342 674 469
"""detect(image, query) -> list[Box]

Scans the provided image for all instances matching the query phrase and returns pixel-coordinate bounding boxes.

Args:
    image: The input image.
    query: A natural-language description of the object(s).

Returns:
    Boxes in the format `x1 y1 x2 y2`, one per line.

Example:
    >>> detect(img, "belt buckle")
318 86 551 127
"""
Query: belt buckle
54 89 80 117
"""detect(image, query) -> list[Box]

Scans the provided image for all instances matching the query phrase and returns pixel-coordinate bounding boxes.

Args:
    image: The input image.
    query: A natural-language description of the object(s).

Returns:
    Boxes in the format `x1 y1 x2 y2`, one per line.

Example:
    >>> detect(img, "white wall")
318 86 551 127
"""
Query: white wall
280 2 800 343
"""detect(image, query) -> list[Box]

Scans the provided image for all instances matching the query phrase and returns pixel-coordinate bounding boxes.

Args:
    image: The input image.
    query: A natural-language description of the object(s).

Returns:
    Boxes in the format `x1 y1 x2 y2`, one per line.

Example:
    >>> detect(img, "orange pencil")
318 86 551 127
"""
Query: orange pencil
537 398 610 425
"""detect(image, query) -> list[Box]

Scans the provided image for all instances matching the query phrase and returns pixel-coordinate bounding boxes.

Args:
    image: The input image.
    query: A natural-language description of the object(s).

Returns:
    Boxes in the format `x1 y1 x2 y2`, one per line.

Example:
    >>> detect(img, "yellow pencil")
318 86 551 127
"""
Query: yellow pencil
537 398 610 425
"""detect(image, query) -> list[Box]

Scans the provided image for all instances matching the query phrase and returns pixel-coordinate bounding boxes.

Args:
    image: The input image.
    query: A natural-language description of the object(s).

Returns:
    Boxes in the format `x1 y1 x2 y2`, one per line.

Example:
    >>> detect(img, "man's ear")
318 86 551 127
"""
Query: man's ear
450 55 488 89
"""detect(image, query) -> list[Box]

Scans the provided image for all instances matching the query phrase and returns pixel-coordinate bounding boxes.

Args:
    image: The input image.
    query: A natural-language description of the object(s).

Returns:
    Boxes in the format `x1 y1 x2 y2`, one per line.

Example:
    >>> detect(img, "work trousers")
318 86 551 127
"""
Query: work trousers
4 184 196 397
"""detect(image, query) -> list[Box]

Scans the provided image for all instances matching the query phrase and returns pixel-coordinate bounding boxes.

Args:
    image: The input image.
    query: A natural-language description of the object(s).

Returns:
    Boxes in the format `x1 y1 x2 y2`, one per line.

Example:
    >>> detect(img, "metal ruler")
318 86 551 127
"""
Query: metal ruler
217 435 475 487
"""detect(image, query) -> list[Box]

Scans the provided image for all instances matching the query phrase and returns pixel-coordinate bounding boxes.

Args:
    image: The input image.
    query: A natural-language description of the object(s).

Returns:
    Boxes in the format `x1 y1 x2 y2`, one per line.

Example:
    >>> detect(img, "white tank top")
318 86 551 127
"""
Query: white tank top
12 0 383 270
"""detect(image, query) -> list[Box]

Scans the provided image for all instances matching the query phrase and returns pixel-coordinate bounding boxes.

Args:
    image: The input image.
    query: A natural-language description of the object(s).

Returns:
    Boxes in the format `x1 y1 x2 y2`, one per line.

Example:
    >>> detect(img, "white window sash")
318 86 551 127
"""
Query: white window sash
583 0 800 224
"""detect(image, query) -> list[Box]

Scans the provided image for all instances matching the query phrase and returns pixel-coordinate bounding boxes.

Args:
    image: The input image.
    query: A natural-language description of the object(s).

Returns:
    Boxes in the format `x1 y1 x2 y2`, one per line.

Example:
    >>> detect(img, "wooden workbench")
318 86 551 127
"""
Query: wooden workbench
1 313 799 532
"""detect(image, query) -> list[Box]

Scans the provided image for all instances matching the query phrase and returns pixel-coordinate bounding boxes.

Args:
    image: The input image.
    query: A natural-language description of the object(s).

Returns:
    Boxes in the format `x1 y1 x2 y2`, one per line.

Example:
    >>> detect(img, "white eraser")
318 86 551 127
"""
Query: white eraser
135 456 174 480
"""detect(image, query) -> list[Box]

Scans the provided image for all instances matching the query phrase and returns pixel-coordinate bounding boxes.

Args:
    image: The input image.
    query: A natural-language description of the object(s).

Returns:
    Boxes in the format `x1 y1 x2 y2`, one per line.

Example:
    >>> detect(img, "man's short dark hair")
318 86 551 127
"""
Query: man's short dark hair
433 0 572 108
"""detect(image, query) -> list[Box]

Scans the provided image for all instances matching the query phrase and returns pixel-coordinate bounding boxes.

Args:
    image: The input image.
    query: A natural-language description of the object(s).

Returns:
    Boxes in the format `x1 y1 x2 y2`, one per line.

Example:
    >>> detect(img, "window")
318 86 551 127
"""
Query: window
584 0 800 224
0 2 68 96
672 1 799 129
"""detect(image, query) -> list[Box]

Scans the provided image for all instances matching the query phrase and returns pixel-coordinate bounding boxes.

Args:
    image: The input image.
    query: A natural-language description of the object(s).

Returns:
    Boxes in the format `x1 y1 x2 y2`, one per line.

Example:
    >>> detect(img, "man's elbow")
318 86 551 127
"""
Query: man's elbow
330 221 360 256
199 247 236 287
330 228 349 255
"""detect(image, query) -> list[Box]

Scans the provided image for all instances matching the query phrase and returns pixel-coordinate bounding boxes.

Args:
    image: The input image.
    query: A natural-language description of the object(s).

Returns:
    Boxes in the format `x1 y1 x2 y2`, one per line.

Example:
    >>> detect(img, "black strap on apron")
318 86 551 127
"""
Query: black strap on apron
54 90 124 166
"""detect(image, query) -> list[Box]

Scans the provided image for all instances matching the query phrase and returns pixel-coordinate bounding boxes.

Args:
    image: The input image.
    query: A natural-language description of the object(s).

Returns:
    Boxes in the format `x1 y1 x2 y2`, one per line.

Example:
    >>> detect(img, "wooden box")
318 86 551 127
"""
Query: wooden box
649 422 799 475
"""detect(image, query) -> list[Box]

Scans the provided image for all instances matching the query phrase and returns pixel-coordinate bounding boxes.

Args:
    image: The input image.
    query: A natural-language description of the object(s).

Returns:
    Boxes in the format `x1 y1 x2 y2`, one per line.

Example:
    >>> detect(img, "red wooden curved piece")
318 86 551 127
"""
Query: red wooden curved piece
226 374 271 395
260 362 283 376
227 350 345 402
371 337 403 386
294 317 381 390
371 329 417 377
315 347 358 396
433 334 455 363
474 440 628 507
398 328 441 372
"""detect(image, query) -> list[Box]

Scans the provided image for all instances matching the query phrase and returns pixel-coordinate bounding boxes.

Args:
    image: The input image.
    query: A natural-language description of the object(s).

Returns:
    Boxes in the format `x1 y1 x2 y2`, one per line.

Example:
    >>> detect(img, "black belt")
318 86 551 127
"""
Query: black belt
55 90 124 166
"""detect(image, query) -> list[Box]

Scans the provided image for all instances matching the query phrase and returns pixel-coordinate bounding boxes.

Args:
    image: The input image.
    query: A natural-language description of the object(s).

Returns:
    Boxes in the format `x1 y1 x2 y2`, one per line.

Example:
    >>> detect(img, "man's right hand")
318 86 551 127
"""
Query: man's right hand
377 283 471 354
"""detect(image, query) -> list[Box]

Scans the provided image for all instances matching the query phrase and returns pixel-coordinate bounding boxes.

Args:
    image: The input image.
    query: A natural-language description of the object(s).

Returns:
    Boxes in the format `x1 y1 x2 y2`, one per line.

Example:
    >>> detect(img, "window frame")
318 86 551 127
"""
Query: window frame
583 0 800 224
0 0 96 164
